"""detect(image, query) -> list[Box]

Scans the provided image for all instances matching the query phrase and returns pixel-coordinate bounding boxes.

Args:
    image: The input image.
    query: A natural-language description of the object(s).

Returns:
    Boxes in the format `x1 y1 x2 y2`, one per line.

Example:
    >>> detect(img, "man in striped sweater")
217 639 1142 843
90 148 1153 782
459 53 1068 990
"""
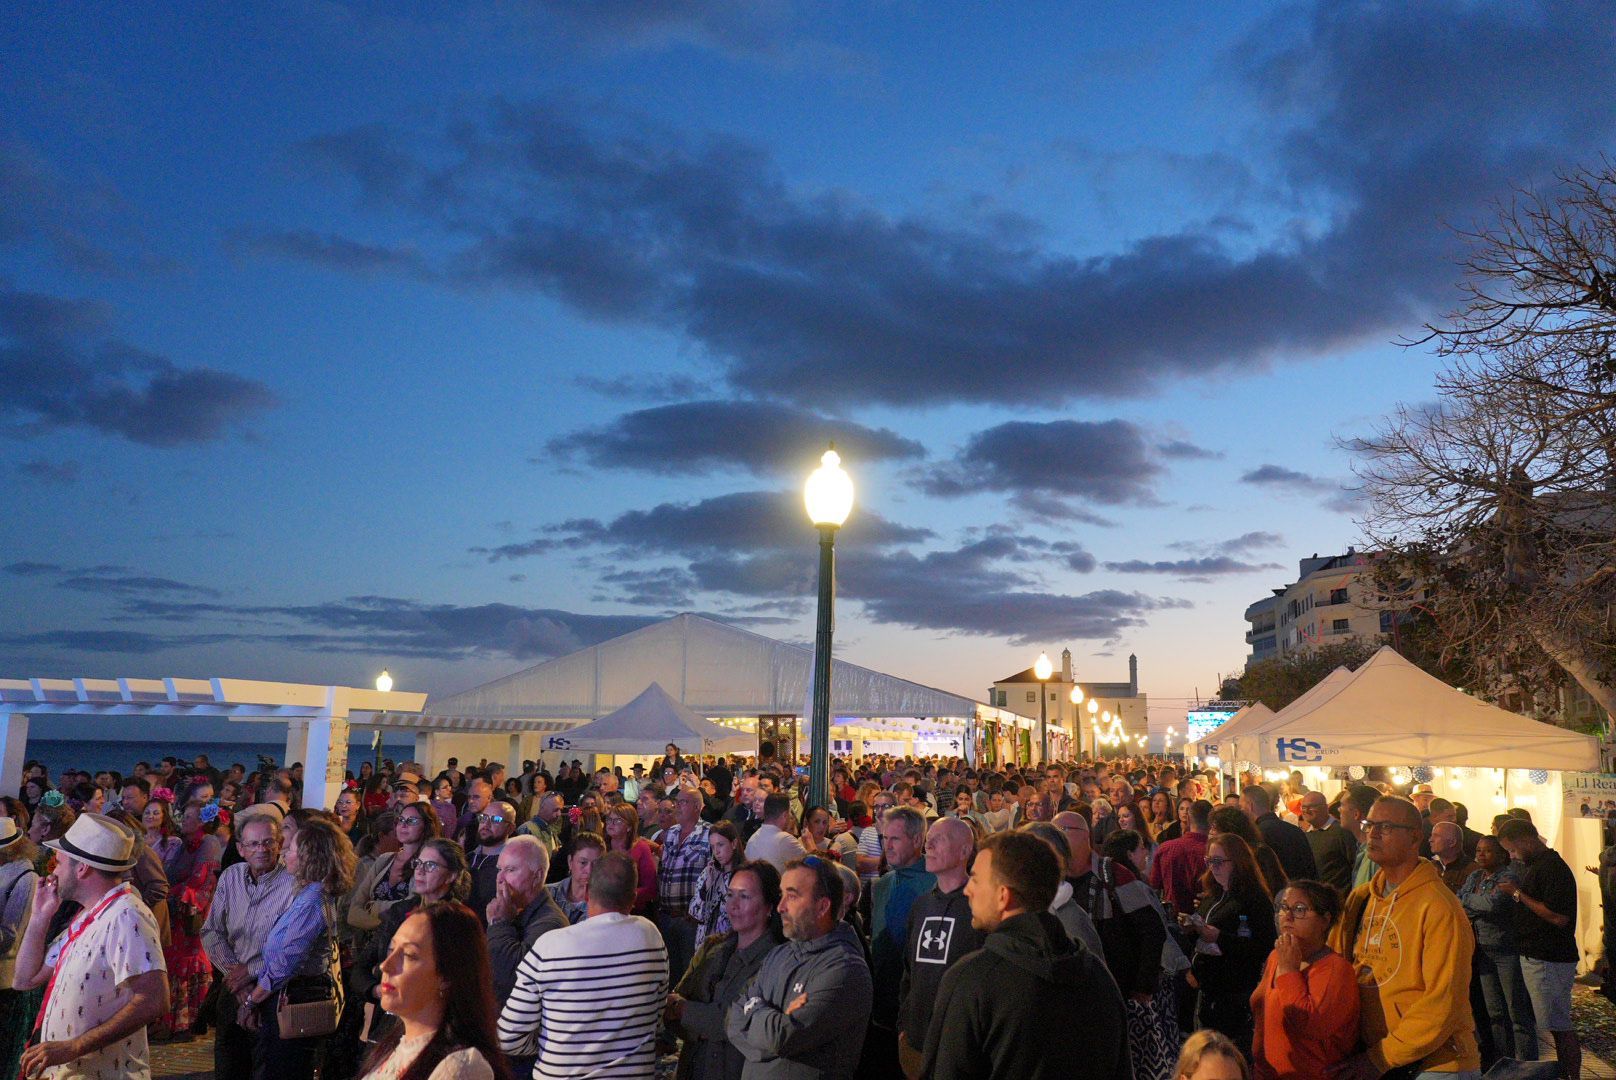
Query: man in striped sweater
497 851 670 1079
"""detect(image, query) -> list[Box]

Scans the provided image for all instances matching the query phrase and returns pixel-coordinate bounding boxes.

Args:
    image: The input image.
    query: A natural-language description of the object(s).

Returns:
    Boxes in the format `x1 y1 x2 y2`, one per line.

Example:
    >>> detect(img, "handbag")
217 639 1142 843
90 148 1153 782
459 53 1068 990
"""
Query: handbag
274 900 344 1038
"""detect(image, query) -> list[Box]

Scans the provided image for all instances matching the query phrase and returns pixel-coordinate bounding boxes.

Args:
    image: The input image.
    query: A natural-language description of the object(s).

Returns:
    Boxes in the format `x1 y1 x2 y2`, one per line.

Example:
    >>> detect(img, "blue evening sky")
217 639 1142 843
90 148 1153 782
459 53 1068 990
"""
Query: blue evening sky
4 2 1612 729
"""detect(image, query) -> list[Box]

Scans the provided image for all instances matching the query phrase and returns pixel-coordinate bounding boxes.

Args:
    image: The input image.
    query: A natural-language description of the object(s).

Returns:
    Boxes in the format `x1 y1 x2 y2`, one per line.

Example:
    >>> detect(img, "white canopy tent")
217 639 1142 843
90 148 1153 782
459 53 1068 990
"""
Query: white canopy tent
1250 647 1600 771
1221 668 1354 769
540 682 755 756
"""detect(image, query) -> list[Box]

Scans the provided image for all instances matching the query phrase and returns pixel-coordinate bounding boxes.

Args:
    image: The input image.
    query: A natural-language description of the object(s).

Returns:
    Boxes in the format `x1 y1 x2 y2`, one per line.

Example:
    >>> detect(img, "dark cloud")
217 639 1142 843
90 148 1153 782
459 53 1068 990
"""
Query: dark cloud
259 8 1615 408
4 561 221 598
16 459 80 484
551 400 925 477
1102 556 1283 582
573 373 714 402
0 138 161 276
228 228 424 274
527 0 864 71
0 629 236 655
1167 530 1286 556
920 420 1163 508
2 562 65 577
0 287 278 446
473 490 933 562
1158 440 1223 461
1239 464 1332 492
593 567 697 608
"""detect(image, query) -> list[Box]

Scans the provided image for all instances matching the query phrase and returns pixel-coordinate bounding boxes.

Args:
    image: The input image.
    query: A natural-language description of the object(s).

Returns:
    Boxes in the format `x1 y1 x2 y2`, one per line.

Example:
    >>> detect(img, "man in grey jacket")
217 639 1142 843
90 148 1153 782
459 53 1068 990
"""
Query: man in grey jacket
727 856 872 1079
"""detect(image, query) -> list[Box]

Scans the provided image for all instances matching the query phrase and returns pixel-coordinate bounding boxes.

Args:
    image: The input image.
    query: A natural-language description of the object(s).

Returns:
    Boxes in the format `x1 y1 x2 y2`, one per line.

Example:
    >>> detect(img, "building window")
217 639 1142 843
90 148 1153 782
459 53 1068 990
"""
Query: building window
1330 587 1348 604
1026 691 1036 703
1379 611 1394 633
1332 618 1349 633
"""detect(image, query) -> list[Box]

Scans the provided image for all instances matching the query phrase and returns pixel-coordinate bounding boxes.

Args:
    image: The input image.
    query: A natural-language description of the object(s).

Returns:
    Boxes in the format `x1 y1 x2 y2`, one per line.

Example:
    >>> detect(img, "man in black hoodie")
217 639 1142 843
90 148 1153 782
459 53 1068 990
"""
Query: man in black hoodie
897 818 981 1078
920 832 1131 1080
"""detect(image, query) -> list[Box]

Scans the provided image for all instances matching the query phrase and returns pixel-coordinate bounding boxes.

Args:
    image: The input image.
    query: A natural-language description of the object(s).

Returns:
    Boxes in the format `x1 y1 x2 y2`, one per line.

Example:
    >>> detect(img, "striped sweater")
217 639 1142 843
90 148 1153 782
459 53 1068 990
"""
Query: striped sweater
496 910 669 1079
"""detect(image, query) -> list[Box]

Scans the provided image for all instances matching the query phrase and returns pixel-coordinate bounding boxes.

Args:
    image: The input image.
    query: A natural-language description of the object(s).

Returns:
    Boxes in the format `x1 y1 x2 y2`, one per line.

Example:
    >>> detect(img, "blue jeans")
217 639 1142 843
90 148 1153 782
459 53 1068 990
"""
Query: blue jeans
1474 946 1538 1060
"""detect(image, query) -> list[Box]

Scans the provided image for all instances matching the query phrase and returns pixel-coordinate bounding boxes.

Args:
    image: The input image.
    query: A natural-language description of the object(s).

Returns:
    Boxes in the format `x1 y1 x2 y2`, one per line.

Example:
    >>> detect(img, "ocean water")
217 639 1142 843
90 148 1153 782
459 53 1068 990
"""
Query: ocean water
24 737 417 782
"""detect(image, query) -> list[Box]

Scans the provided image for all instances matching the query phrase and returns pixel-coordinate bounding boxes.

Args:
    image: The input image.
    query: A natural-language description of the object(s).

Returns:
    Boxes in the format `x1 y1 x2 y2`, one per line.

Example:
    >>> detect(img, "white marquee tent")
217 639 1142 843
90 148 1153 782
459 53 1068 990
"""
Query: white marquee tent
540 682 755 756
1249 647 1600 771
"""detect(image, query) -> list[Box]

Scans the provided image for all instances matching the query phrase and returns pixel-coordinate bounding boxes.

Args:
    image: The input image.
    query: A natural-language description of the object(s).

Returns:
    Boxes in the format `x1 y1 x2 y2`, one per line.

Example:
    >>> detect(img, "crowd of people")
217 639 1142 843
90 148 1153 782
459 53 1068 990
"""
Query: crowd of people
0 742 1600 1079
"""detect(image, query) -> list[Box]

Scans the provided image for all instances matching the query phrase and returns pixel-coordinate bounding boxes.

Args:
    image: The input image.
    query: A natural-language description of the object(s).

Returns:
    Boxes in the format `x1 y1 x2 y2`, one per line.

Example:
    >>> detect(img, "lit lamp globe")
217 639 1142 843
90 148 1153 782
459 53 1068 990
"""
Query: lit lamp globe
1033 653 1053 682
1070 686 1084 705
375 669 393 694
805 447 854 527
1087 698 1099 718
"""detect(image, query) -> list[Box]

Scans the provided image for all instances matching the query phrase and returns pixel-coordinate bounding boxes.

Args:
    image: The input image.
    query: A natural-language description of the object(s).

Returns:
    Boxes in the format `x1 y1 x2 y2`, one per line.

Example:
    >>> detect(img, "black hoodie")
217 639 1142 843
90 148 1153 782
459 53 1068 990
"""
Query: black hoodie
898 882 985 1045
920 910 1131 1080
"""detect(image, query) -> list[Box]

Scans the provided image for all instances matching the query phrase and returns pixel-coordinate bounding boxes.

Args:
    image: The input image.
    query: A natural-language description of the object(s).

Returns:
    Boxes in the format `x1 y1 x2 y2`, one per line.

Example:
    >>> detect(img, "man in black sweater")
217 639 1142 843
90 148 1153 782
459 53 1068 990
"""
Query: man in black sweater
1243 784 1317 882
921 832 1131 1080
897 818 981 1077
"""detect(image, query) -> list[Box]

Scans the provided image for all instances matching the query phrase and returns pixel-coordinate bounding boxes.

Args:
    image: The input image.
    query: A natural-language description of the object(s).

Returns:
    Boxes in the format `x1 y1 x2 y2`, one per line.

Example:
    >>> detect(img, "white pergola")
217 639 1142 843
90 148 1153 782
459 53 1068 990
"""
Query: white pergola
0 676 431 809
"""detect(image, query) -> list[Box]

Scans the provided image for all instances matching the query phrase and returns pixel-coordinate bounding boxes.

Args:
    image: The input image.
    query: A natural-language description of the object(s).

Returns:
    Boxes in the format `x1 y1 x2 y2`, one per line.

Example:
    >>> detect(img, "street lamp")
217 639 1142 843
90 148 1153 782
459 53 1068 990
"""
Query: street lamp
1033 652 1053 765
373 669 392 773
375 669 393 694
805 444 853 810
1069 685 1084 758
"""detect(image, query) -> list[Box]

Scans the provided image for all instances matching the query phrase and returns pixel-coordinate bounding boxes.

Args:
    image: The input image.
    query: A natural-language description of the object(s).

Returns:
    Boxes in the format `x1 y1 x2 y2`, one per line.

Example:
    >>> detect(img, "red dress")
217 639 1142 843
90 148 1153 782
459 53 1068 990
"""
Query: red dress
163 834 222 1035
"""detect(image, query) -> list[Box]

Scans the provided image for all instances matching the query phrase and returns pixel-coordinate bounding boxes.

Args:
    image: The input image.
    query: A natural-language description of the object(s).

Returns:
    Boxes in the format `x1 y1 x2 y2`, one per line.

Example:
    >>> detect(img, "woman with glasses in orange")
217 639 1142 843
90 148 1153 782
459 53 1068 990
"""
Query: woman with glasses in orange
1249 879 1359 1079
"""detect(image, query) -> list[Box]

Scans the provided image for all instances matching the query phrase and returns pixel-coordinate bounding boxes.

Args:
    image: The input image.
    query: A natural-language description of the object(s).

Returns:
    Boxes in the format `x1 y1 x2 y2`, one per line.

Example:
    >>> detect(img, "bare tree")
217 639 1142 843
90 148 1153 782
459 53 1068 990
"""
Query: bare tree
1353 162 1616 731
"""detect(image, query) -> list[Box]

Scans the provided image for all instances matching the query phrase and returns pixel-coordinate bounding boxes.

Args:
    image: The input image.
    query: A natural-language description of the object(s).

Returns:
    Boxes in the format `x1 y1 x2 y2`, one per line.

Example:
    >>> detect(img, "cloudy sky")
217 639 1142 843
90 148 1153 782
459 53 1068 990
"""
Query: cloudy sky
4 2 1614 724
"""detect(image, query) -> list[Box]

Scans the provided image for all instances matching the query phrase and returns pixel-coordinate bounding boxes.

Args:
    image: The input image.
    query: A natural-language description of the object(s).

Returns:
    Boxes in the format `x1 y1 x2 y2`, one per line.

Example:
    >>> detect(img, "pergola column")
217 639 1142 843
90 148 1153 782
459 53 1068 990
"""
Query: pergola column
297 689 350 810
507 733 523 779
0 711 27 798
414 731 436 775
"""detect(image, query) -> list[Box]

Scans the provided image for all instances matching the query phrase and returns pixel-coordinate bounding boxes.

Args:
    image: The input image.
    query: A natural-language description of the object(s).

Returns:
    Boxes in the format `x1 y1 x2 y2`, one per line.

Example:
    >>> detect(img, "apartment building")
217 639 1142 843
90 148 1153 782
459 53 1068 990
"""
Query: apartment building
1243 549 1389 665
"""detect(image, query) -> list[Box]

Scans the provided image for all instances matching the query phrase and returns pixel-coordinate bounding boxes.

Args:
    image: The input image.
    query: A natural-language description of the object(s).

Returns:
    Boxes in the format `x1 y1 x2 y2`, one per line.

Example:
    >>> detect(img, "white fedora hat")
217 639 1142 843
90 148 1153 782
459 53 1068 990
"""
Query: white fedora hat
44 812 137 872
0 817 19 846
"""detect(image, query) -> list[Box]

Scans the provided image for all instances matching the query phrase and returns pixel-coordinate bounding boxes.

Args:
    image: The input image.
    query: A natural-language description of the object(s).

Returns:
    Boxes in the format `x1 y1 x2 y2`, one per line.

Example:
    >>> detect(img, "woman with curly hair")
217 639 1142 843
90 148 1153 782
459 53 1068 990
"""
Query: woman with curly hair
238 816 358 1078
142 788 180 867
159 799 227 1041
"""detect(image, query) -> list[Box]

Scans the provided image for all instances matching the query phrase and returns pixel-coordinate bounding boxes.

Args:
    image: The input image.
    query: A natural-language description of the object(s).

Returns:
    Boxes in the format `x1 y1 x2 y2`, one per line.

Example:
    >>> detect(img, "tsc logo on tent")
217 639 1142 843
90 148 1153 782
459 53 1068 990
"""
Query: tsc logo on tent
1275 737 1325 763
545 736 573 751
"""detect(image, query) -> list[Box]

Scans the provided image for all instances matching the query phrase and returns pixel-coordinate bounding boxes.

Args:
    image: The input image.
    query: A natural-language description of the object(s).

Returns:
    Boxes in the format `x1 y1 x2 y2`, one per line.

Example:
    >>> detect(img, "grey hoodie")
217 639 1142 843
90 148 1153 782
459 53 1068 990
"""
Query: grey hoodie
725 921 873 1079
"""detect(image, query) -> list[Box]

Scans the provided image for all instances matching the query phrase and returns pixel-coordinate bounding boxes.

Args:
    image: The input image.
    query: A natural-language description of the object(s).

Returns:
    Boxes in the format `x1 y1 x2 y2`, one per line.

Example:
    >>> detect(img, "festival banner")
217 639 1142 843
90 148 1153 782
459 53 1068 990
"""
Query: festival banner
1563 771 1616 820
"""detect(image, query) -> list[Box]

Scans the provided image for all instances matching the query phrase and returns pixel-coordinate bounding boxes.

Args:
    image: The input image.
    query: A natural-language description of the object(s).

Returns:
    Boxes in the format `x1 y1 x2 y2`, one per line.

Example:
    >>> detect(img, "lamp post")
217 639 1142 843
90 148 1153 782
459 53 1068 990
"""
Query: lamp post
374 669 392 774
1033 652 1053 765
1069 685 1084 759
805 445 853 811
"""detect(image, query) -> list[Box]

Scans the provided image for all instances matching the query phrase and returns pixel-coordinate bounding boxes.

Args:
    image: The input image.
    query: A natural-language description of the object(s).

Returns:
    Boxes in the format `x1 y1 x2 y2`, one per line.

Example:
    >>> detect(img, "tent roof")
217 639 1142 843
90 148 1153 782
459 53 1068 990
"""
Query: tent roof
1251 646 1600 770
540 682 754 755
1222 667 1355 765
428 613 983 722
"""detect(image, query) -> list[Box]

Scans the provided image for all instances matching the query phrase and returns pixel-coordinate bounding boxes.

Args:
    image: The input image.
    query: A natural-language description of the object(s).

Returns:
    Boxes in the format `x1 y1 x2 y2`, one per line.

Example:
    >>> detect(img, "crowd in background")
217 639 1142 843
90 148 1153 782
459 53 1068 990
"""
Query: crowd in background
0 741 1603 1079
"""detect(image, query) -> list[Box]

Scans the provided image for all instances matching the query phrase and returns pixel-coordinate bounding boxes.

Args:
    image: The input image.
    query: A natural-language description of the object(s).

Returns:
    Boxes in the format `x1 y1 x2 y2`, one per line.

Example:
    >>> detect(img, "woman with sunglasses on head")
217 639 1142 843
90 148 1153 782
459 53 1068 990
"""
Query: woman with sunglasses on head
350 801 441 933
352 839 473 1046
1249 879 1358 1080
1183 833 1276 1051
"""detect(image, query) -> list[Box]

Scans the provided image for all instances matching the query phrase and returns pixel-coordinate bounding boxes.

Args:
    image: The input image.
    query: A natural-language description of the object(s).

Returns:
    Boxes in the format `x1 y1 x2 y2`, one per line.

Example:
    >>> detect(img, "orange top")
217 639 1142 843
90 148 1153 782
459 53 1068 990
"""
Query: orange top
1250 949 1361 1080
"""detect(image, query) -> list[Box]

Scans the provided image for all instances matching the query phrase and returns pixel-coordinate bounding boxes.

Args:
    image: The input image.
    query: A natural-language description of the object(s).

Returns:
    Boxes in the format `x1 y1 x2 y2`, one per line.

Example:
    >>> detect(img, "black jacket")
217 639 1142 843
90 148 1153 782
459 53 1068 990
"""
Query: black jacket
488 889 569 1007
1256 812 1317 882
898 883 985 1043
673 928 784 1080
921 911 1130 1080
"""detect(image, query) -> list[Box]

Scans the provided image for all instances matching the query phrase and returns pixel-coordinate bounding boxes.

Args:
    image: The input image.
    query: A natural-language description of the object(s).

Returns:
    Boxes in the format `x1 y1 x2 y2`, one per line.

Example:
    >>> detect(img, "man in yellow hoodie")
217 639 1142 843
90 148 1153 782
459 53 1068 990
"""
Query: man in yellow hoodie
1329 795 1480 1080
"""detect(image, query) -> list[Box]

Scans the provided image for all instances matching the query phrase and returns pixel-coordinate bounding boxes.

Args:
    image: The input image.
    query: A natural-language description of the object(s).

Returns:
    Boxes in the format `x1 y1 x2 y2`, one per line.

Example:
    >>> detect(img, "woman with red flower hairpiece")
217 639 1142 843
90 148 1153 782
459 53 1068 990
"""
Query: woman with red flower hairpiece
156 799 225 1041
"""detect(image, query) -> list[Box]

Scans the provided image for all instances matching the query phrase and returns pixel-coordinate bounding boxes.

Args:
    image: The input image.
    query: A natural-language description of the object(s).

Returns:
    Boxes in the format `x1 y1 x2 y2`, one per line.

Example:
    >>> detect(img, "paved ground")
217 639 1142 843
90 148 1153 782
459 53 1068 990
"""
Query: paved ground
149 987 1616 1078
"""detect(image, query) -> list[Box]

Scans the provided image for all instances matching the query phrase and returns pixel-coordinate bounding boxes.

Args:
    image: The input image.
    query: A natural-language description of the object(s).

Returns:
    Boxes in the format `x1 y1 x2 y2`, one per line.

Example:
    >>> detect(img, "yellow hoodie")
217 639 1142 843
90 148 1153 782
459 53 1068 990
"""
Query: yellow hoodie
1329 858 1479 1073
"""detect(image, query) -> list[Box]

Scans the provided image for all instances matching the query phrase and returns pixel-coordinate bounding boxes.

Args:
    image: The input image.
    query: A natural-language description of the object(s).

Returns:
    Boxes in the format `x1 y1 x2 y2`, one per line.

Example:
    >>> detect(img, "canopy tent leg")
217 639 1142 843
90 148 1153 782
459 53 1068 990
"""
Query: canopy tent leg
414 731 435 775
0 712 26 798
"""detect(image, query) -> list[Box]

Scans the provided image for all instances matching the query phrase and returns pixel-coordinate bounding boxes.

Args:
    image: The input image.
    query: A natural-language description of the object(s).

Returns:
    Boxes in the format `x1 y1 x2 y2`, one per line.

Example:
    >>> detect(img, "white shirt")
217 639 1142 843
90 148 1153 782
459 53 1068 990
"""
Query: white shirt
745 823 807 873
41 885 166 1080
361 1033 494 1080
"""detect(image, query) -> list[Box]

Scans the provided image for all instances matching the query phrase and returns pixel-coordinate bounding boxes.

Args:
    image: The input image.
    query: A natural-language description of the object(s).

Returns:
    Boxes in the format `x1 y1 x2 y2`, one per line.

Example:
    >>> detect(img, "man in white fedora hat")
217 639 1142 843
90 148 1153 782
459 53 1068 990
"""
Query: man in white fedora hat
14 813 168 1079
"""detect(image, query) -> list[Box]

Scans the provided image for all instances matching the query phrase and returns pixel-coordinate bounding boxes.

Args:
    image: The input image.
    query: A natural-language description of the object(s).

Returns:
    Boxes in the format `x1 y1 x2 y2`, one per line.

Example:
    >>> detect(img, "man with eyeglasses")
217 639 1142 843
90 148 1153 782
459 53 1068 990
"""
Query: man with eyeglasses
1329 796 1479 1080
201 812 300 1077
469 799 516 921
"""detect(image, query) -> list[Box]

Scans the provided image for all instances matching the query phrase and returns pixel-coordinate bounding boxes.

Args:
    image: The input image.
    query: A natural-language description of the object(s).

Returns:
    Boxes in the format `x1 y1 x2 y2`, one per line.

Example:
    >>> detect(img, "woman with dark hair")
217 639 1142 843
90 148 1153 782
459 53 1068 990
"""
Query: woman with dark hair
667 861 784 1080
358 901 512 1080
352 839 474 1046
1100 829 1183 1080
26 797 74 875
688 820 743 951
160 800 226 1040
351 801 440 932
18 779 47 818
602 803 657 916
1208 806 1287 894
1249 879 1358 1080
238 816 359 1078
335 787 367 845
430 778 458 834
142 793 180 867
1184 833 1277 1050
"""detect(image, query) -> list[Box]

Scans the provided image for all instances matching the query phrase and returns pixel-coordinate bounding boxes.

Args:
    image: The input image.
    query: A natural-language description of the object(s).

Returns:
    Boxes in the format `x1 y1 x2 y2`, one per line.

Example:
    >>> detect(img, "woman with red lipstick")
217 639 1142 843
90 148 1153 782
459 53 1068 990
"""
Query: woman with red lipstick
360 901 512 1080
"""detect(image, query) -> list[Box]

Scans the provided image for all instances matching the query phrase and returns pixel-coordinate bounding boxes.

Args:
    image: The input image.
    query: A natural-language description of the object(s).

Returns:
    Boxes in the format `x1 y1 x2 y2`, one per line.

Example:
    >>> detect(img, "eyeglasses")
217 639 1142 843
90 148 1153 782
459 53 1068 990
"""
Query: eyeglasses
478 813 507 824
397 817 424 828
1274 902 1318 919
1364 820 1418 835
410 859 444 873
240 839 277 850
1204 856 1231 867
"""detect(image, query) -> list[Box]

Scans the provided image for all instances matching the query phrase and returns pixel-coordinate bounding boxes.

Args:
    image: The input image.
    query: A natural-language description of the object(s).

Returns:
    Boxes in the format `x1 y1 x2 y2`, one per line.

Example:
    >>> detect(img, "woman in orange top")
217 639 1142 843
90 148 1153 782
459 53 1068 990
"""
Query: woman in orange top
1250 879 1360 1080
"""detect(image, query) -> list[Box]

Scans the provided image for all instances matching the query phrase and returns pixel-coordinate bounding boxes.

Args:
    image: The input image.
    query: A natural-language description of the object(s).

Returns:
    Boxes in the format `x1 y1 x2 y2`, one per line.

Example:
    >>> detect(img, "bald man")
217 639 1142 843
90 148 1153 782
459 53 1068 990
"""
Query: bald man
898 817 983 1078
